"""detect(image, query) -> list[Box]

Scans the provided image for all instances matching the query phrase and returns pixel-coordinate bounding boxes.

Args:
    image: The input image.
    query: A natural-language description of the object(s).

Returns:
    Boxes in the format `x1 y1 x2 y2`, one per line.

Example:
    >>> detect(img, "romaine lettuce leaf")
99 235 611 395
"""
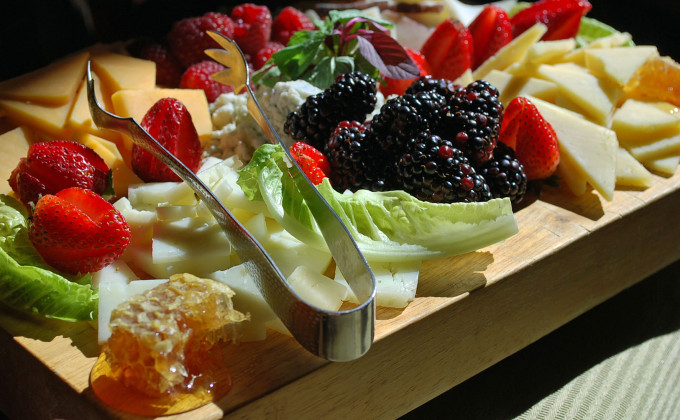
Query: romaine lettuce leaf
237 144 518 262
0 195 97 322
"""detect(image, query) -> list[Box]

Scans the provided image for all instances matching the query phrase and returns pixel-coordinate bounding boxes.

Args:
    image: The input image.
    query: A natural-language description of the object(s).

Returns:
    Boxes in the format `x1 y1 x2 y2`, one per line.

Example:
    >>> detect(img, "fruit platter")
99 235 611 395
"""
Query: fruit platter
1 0 680 418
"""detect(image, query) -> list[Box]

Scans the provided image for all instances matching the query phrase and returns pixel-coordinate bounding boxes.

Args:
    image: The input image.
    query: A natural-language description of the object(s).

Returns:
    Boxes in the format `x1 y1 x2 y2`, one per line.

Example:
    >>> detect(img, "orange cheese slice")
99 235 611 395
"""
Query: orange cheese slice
91 52 156 104
0 98 75 139
0 50 89 106
111 89 212 143
77 133 142 197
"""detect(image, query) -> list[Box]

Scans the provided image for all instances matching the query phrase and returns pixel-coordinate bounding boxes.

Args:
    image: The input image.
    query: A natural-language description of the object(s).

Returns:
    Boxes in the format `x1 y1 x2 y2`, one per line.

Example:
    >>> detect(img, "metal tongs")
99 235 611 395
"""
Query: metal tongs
86 35 376 362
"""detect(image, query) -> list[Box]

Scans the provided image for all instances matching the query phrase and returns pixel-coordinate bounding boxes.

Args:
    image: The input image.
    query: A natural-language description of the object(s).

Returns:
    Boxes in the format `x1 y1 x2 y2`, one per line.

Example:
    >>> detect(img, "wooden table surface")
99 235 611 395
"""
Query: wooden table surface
1 165 679 419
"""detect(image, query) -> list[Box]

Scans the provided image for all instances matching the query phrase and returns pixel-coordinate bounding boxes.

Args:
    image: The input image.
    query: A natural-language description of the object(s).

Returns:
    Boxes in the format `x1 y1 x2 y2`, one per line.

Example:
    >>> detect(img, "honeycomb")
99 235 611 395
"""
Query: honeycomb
624 55 680 107
105 273 247 397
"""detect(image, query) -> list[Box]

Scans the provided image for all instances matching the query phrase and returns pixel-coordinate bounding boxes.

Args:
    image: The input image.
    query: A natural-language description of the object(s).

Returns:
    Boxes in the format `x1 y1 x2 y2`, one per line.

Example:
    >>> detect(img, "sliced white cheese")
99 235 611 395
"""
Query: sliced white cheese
559 32 633 65
336 260 421 308
507 38 577 76
615 148 653 189
473 23 548 80
529 96 618 201
482 69 558 106
585 46 659 87
287 266 348 312
642 155 680 176
627 133 680 161
536 63 620 126
611 99 680 146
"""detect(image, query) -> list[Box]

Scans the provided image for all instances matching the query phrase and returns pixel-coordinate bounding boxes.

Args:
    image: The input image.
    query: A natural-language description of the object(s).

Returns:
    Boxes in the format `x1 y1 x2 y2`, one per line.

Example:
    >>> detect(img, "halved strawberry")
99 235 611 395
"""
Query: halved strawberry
511 0 592 41
420 19 473 82
499 97 559 180
132 98 202 182
9 140 110 208
289 141 330 185
380 47 431 97
469 5 513 69
29 187 131 274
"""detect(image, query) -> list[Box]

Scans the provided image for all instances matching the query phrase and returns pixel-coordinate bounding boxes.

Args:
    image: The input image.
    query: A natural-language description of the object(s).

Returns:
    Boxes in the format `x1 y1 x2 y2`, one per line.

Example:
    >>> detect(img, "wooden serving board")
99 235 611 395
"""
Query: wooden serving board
1 169 679 419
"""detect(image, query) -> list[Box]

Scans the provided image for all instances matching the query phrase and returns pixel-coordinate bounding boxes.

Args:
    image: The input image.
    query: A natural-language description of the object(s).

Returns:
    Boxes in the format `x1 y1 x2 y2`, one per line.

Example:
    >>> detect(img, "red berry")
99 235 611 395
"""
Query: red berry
469 5 513 69
137 42 184 87
253 42 284 70
132 98 202 182
499 97 560 180
180 60 234 102
8 140 109 207
29 187 131 274
231 3 272 58
290 141 330 184
511 0 592 41
271 6 315 46
380 47 431 97
168 12 234 68
420 19 473 81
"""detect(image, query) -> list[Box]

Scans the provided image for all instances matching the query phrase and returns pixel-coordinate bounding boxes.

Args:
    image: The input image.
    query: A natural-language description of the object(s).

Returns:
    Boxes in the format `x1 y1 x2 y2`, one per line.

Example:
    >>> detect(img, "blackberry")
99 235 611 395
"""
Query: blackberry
370 90 447 157
478 142 528 204
324 122 389 192
436 79 504 165
284 72 377 150
405 76 462 102
395 132 492 203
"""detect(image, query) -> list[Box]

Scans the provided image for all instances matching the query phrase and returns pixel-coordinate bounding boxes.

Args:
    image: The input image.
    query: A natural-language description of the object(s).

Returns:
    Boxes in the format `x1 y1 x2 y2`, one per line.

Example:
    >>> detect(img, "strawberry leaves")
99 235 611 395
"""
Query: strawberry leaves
253 9 419 89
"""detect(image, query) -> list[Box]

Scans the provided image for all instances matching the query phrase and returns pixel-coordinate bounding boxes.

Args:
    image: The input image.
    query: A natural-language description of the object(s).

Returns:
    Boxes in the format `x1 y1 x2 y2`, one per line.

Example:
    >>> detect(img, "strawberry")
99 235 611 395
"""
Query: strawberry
231 3 272 58
9 140 110 208
132 98 202 182
420 19 473 82
271 6 315 46
168 12 235 68
469 5 513 69
380 47 431 97
499 97 560 181
179 60 234 102
289 141 330 185
253 41 284 70
29 187 131 274
510 0 592 41
137 42 184 87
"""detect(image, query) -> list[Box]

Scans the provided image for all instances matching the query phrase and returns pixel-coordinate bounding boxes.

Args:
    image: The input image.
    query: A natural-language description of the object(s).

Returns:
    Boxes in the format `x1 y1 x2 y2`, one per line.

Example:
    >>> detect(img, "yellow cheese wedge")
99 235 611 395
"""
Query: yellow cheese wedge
0 98 75 139
627 133 680 162
111 89 212 143
67 72 107 132
506 38 576 77
611 99 680 146
0 126 33 194
482 70 558 106
615 147 653 189
536 63 620 126
642 155 679 176
529 96 618 201
559 32 633 65
585 46 659 87
91 52 156 107
77 133 143 197
473 23 547 80
0 50 89 106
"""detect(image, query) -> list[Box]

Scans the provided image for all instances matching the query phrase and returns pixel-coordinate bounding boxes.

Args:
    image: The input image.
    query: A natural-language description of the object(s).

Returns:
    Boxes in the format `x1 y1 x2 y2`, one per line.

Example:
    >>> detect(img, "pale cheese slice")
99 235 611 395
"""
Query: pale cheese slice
111 88 212 143
615 147 653 189
536 63 620 126
559 32 633 65
0 126 33 194
454 68 473 86
482 70 557 106
585 46 659 87
611 99 680 146
473 23 547 80
642 155 680 176
627 133 680 161
0 50 89 106
506 38 576 77
529 96 618 201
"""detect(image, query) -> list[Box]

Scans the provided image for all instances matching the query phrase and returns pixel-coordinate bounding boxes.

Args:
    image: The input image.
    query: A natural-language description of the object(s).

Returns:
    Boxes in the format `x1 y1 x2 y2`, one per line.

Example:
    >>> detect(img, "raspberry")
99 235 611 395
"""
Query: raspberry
252 41 284 70
179 60 234 102
271 6 315 46
231 3 272 57
168 12 234 68
137 42 183 87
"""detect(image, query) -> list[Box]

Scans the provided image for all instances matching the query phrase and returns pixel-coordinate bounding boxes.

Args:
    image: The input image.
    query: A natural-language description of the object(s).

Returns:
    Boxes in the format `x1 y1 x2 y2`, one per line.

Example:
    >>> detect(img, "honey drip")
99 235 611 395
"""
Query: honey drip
90 273 247 416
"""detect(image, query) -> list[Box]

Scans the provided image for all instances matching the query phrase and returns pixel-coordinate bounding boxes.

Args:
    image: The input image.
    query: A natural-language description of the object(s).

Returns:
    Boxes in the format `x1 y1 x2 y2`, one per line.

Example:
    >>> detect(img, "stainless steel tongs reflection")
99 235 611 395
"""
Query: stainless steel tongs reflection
86 46 376 361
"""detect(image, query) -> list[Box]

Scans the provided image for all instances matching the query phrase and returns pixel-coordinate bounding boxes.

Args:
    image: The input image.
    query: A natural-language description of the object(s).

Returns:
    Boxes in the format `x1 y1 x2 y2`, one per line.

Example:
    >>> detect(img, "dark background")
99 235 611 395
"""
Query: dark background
1 1 679 81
